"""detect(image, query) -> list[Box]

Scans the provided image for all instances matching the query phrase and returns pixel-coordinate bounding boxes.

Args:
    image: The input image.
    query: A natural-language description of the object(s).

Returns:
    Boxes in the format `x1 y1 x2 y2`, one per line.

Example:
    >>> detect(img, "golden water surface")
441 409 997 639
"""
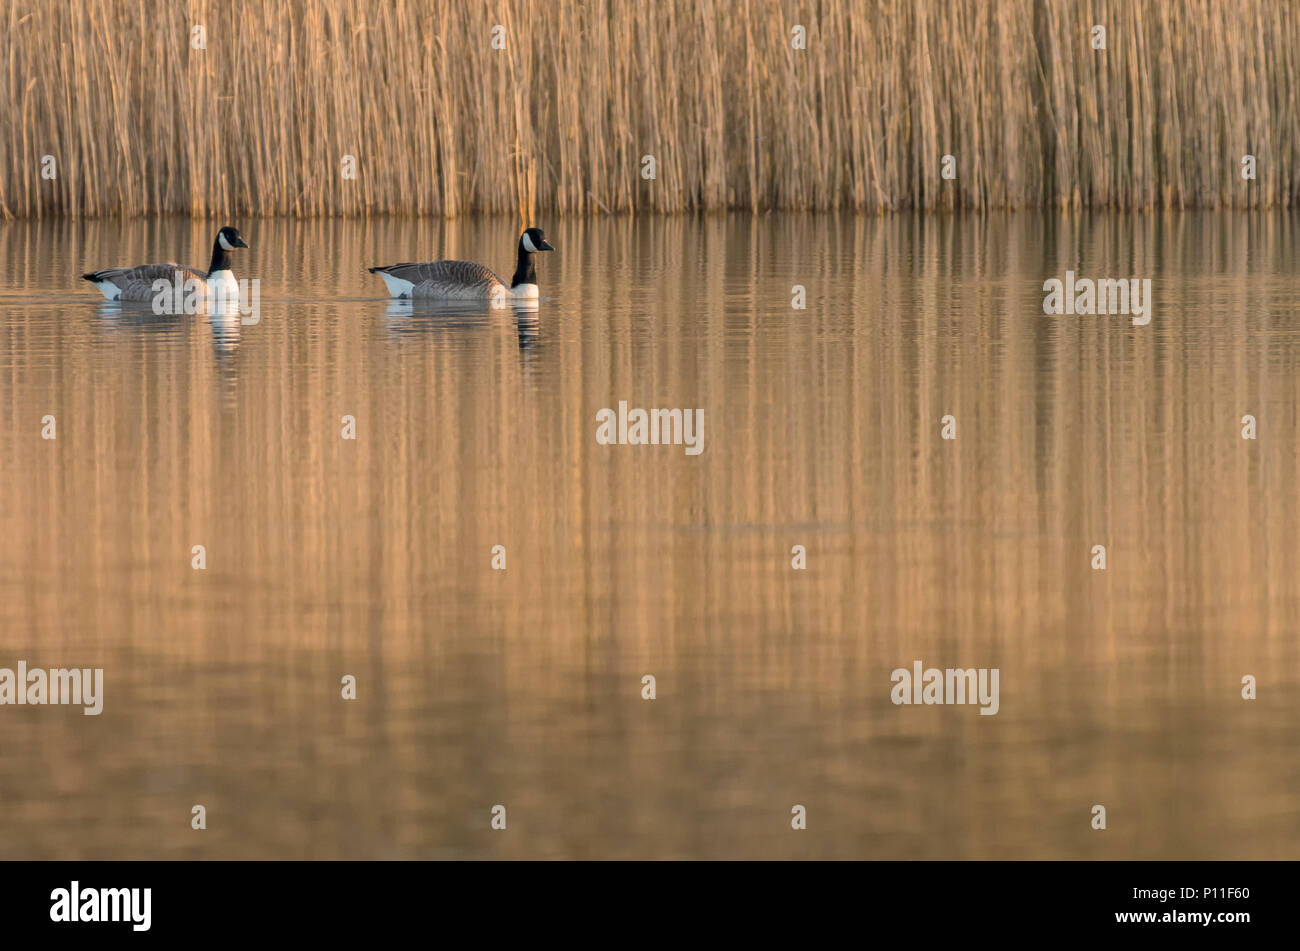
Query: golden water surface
0 212 1295 859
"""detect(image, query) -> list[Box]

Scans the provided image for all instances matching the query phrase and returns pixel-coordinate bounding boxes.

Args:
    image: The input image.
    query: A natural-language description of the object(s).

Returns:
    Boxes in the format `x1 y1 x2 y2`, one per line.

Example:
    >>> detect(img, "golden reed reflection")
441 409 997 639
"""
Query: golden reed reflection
0 213 1295 858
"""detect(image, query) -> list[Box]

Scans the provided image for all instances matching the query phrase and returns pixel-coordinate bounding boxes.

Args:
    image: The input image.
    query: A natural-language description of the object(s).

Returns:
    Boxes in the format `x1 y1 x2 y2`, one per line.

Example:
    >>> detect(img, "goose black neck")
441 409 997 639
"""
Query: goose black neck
510 245 536 288
207 238 233 276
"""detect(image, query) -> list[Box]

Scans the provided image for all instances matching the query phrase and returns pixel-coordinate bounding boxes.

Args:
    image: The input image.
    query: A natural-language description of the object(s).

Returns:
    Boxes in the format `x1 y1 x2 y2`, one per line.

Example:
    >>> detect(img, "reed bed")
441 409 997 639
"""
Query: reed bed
2 0 1296 218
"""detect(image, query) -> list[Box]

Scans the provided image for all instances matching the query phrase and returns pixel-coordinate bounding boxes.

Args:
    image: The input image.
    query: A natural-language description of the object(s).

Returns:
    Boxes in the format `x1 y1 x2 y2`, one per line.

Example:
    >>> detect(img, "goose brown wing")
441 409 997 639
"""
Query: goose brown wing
84 263 207 301
375 260 505 288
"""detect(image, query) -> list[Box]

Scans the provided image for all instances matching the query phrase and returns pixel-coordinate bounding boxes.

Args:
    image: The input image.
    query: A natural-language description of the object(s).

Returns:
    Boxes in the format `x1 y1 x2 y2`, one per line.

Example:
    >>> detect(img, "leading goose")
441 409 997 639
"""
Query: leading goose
369 227 555 301
83 226 249 302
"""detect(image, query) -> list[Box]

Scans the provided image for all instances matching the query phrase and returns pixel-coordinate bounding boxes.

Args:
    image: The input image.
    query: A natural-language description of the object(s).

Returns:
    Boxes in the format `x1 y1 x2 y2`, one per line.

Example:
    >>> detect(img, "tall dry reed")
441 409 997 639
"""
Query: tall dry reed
2 0 1296 219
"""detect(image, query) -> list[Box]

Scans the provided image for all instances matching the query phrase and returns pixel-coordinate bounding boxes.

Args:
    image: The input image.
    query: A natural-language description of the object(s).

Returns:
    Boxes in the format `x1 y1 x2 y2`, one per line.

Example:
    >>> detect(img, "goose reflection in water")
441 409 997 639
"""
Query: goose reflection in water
205 297 243 357
382 297 541 359
94 294 245 367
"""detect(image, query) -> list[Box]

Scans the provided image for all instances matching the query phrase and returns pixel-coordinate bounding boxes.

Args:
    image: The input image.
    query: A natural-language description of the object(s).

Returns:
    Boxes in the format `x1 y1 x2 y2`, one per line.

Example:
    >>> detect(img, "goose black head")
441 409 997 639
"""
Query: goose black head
511 227 553 290
218 226 249 251
208 226 249 275
519 228 554 253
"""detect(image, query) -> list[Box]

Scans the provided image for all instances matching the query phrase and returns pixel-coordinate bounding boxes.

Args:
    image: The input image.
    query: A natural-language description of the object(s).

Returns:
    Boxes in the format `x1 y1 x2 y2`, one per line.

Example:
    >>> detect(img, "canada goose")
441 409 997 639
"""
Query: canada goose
83 226 249 302
369 227 555 300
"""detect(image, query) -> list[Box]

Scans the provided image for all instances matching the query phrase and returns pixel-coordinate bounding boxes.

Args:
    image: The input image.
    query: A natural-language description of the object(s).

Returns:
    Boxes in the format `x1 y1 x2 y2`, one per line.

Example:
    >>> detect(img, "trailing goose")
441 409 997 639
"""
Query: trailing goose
369 227 554 301
83 226 249 302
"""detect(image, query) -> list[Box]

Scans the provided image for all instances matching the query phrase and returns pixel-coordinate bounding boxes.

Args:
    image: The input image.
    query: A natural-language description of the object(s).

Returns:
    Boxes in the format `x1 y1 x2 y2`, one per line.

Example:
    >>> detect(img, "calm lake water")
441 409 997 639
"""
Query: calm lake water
0 213 1296 859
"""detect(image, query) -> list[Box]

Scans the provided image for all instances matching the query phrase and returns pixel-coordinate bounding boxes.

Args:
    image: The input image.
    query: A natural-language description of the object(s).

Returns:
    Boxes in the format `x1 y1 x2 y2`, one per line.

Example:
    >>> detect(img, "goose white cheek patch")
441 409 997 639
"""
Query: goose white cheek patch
521 232 538 253
218 233 234 251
